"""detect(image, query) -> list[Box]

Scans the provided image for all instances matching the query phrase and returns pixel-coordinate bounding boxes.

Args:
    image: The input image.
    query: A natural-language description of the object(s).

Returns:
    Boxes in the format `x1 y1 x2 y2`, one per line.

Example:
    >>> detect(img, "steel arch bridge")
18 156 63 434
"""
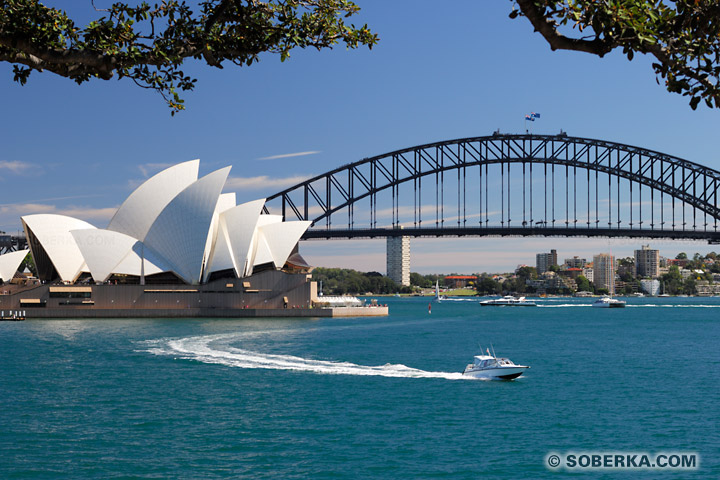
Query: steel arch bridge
264 133 720 243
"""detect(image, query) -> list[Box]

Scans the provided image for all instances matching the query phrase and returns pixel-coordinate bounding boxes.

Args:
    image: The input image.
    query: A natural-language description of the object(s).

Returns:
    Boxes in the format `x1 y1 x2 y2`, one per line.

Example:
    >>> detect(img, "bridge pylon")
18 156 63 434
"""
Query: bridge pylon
386 227 410 286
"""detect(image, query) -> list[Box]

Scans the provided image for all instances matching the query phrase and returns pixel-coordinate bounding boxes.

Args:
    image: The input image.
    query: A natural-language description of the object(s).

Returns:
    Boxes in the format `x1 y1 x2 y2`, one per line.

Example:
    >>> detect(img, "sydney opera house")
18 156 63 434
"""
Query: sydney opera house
0 161 385 318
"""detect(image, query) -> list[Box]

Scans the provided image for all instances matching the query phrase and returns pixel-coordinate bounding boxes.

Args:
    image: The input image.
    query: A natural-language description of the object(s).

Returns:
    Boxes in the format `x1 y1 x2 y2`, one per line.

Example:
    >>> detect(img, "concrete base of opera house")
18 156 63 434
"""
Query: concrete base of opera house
0 270 389 319
8 306 389 319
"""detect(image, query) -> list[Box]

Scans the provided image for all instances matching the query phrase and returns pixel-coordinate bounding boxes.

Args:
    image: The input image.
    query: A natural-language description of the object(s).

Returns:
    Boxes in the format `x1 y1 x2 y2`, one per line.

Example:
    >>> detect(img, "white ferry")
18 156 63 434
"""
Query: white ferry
592 296 626 308
479 295 537 307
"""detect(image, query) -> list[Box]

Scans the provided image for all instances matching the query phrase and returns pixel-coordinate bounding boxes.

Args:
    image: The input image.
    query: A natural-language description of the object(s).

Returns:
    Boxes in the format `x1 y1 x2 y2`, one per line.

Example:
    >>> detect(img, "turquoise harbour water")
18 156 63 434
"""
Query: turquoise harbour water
1 297 719 479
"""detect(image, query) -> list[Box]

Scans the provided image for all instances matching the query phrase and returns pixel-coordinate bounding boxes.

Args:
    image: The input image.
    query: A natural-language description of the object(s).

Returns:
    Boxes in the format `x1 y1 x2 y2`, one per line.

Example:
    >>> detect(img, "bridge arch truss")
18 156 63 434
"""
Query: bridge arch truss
264 134 720 242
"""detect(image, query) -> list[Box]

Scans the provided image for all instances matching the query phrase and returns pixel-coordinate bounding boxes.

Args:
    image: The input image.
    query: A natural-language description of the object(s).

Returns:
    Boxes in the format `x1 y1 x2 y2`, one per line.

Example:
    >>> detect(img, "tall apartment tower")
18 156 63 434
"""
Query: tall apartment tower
386 235 410 286
634 245 659 278
536 249 558 274
593 253 615 294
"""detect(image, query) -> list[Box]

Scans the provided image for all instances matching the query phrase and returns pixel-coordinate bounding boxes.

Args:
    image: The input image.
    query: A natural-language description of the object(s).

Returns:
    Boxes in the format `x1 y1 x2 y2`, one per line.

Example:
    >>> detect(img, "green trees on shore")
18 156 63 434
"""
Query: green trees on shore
312 269 448 295
314 251 720 296
313 268 411 295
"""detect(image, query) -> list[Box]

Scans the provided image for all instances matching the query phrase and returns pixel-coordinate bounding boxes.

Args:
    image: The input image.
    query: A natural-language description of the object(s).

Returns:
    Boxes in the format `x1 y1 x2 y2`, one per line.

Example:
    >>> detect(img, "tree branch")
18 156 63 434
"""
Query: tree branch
516 0 613 56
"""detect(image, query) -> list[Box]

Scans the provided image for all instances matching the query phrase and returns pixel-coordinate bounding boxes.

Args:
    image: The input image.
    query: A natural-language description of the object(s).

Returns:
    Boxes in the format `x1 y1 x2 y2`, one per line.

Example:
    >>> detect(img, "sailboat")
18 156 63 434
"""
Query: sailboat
434 280 447 302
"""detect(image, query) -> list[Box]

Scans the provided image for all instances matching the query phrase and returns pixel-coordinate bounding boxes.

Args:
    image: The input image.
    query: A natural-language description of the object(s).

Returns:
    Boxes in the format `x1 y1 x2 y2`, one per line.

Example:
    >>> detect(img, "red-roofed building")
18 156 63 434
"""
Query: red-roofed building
559 267 584 279
444 275 478 288
667 258 689 268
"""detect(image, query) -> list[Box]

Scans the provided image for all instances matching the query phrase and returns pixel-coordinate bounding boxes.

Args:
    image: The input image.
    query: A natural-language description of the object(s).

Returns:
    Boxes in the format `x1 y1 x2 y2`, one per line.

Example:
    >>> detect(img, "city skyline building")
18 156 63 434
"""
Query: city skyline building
635 245 660 278
593 253 615 295
564 256 586 269
536 249 558 274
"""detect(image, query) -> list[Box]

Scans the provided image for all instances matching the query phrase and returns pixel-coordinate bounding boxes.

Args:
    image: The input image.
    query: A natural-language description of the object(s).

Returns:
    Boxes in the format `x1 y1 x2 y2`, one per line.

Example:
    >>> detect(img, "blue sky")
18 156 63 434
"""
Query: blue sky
1 1 719 273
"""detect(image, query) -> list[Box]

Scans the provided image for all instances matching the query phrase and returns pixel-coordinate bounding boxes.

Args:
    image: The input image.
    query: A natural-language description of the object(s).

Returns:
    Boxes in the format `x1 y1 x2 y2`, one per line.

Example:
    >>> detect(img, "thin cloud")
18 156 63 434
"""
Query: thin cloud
225 174 310 191
58 206 117 223
0 194 105 207
257 151 321 161
0 203 56 216
138 162 174 178
0 160 33 174
0 203 117 228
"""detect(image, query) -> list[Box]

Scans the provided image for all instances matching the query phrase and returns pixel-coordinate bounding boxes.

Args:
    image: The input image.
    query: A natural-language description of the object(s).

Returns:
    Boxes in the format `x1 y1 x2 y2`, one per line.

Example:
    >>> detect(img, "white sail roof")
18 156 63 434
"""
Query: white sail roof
19 161 312 285
202 192 237 282
205 222 235 275
247 214 283 274
251 231 275 270
220 199 266 277
107 159 199 241
143 167 231 284
22 214 96 282
258 220 312 269
111 242 170 277
71 229 139 283
0 249 29 282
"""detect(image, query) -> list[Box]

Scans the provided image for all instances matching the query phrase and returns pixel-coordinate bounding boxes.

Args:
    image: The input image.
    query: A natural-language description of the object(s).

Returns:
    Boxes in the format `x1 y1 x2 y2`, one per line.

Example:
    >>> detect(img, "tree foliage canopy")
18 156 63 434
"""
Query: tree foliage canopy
312 267 410 295
513 0 720 109
4 1 720 113
0 0 377 113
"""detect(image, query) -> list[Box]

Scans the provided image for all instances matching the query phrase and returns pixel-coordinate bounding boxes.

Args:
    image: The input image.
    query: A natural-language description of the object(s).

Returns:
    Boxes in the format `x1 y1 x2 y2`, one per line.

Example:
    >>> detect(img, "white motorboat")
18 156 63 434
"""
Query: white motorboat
592 296 626 308
479 295 536 307
463 350 529 380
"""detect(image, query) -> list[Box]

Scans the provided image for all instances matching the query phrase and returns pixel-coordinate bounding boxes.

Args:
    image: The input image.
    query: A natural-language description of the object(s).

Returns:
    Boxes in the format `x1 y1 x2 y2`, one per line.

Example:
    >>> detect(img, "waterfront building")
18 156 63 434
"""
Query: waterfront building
564 256 586 269
615 280 638 294
0 161 396 318
593 254 615 294
386 233 410 286
526 271 576 293
583 267 594 282
20 160 311 285
536 249 558 274
635 245 659 278
641 279 661 296
696 281 720 296
667 258 689 268
559 267 584 280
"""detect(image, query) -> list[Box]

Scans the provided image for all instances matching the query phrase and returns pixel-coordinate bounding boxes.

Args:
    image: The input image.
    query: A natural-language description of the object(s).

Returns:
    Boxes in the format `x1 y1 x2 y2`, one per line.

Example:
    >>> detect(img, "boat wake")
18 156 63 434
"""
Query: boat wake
626 304 720 308
140 333 472 380
539 303 720 308
538 304 592 308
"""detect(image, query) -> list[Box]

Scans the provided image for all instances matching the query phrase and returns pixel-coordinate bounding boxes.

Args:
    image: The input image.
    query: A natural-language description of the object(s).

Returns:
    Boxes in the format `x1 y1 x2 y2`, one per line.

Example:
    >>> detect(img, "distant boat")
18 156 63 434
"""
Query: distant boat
434 280 447 302
592 296 626 308
479 295 537 307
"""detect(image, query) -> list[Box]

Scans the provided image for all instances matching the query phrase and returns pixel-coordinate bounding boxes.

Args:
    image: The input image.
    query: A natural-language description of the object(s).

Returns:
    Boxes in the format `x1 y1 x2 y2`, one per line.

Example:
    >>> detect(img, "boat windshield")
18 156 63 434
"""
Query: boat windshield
474 358 493 367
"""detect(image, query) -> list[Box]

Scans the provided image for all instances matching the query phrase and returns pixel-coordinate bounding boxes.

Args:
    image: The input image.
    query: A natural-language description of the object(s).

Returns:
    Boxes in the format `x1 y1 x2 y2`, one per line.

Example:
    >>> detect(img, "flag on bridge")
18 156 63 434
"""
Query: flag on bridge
525 114 535 121
531 112 541 119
